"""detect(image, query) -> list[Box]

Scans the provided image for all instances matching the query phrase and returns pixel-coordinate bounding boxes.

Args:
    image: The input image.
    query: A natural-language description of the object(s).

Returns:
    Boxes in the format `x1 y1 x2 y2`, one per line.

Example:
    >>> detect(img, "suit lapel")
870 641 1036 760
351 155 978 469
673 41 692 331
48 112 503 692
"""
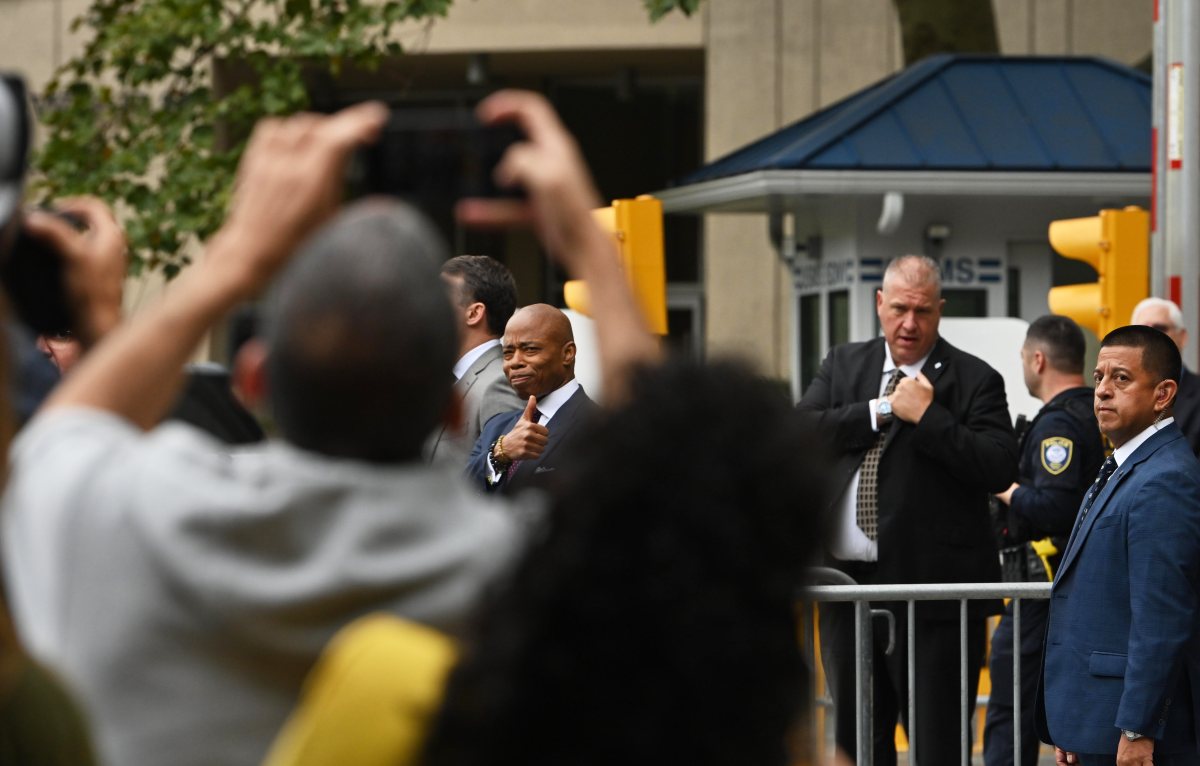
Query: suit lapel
511 387 590 486
433 345 503 452
460 345 502 397
919 338 951 388
1054 427 1180 583
855 339 887 404
1054 466 1127 580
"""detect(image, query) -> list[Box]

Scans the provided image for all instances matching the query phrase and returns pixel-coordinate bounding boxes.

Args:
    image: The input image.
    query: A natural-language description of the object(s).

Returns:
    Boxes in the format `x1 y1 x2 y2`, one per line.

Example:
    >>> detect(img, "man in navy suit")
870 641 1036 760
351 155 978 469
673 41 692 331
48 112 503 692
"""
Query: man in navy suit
1038 325 1200 766
467 303 595 494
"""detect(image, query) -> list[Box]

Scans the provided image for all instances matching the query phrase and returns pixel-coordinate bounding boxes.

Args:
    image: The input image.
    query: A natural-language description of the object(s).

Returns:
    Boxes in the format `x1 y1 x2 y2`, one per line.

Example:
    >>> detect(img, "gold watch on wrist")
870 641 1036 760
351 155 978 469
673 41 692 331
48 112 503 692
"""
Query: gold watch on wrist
489 435 512 472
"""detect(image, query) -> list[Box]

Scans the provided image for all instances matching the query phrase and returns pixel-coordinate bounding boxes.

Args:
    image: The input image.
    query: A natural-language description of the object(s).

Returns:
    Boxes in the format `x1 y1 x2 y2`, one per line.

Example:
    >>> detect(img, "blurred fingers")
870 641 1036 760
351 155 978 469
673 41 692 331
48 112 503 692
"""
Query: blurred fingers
455 198 534 229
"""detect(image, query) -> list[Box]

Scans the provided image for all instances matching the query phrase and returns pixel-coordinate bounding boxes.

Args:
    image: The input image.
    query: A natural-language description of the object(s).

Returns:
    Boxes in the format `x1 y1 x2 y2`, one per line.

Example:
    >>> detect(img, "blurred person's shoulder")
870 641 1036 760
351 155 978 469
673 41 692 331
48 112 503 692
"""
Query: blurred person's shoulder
12 405 143 465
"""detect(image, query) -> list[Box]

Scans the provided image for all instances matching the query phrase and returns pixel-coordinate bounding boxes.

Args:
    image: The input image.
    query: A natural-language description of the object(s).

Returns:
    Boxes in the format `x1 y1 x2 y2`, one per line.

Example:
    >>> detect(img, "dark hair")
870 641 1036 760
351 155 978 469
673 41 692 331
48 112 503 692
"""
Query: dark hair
422 357 831 766
1101 324 1183 385
1027 315 1086 374
442 255 517 337
263 200 455 463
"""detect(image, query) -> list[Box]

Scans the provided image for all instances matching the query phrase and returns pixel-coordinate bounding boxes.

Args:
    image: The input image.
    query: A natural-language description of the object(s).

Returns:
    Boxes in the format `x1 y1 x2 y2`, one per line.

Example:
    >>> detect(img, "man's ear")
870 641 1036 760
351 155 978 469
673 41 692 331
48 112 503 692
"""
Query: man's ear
464 302 486 330
562 340 577 367
1156 379 1179 412
1033 349 1047 375
233 339 269 411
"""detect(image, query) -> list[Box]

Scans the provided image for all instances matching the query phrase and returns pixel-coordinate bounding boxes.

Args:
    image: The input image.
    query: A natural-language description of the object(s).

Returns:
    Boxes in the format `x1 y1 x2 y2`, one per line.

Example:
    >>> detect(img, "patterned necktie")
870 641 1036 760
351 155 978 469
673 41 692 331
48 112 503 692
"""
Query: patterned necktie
1075 455 1117 528
505 409 543 482
856 369 905 541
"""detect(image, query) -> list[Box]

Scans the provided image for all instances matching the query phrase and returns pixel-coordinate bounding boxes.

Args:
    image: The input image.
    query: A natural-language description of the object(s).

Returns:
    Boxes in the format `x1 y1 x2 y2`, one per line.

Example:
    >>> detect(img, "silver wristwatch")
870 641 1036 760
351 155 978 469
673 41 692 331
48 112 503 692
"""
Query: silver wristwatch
1123 730 1144 741
877 398 894 425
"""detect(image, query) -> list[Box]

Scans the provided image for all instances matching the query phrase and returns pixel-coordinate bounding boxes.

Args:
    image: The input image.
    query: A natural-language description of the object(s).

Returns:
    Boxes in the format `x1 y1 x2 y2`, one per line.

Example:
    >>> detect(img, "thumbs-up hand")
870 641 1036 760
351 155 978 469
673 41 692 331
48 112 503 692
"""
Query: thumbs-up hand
503 396 550 460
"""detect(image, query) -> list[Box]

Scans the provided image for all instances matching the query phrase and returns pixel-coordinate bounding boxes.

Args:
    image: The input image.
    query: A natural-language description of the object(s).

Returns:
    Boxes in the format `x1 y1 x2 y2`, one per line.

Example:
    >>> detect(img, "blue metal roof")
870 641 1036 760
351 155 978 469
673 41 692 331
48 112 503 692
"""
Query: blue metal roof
680 55 1151 184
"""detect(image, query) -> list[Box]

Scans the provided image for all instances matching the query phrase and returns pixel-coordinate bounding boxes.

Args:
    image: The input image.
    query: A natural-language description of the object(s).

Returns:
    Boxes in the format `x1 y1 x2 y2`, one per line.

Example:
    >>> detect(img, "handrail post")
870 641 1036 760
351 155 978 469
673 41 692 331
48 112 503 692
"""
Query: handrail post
908 599 917 766
855 598 874 766
1013 597 1022 765
960 598 968 766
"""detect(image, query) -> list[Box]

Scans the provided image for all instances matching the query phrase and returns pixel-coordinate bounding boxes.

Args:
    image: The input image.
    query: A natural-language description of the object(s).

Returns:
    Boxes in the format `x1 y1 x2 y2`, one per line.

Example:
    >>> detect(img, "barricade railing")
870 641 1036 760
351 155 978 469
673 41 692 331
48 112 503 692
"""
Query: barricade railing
804 571 1053 766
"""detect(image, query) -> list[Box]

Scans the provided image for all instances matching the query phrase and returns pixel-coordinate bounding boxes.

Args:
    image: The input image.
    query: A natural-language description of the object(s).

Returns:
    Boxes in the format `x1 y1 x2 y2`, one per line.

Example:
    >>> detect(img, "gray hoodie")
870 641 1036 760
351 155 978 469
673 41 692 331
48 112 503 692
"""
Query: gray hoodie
3 408 523 766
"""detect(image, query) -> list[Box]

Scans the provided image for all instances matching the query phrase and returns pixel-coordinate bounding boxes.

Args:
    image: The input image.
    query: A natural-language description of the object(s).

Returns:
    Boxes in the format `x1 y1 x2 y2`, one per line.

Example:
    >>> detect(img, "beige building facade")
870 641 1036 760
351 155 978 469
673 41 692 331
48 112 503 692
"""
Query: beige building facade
0 0 1153 379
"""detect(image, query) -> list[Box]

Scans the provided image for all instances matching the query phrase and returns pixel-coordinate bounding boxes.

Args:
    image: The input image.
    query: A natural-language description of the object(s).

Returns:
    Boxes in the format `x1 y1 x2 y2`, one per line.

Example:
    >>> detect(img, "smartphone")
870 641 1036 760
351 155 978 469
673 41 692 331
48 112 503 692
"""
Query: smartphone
347 106 524 204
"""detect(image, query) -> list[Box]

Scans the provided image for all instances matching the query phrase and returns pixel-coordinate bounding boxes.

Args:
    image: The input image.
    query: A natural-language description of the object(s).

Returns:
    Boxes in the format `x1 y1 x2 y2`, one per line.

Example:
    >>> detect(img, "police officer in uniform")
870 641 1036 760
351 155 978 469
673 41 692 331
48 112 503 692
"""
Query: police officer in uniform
984 315 1105 766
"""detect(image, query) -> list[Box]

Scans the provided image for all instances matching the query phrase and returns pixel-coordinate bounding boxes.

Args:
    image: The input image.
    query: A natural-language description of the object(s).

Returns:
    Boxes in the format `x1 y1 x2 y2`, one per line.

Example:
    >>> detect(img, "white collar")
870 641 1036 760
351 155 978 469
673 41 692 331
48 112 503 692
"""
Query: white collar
882 342 933 380
1113 416 1175 466
453 338 501 381
534 379 581 424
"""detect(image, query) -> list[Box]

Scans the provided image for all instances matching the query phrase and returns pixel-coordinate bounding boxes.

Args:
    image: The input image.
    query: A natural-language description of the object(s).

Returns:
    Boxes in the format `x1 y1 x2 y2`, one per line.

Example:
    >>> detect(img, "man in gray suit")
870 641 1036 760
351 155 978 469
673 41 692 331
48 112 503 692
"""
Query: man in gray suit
429 255 523 467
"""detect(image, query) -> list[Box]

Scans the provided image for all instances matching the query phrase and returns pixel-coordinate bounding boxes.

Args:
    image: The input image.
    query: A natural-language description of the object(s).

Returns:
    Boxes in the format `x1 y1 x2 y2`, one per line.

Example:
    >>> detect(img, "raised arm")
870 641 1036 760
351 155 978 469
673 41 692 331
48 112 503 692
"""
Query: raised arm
458 91 659 404
38 103 387 429
795 347 879 455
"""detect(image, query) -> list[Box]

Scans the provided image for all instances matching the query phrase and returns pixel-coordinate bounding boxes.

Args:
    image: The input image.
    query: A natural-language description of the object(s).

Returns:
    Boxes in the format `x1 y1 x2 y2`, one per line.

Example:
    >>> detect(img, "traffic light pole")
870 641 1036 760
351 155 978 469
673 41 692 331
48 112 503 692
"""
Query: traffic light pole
1152 0 1166 308
1157 0 1200 369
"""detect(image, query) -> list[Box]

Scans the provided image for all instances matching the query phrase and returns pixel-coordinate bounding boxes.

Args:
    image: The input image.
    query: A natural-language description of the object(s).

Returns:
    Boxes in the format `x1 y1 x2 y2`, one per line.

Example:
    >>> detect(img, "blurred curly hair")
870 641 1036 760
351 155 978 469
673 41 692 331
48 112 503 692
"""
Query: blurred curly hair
421 356 833 766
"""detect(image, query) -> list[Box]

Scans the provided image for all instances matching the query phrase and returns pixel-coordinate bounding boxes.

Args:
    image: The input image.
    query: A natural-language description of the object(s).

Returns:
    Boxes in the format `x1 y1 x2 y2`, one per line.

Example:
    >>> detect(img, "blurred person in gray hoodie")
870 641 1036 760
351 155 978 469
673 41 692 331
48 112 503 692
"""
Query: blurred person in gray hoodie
2 91 652 766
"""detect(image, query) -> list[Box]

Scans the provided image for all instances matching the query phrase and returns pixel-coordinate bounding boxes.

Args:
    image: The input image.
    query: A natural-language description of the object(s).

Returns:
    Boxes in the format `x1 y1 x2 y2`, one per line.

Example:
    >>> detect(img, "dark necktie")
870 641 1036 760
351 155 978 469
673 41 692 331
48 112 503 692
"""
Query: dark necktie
1075 455 1117 528
856 369 905 541
505 409 543 482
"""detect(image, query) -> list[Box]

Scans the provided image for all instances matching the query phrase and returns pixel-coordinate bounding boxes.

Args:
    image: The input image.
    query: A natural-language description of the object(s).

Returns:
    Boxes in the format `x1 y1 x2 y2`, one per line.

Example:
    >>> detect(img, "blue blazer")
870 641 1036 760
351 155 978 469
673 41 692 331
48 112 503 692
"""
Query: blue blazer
1038 423 1200 754
465 386 595 495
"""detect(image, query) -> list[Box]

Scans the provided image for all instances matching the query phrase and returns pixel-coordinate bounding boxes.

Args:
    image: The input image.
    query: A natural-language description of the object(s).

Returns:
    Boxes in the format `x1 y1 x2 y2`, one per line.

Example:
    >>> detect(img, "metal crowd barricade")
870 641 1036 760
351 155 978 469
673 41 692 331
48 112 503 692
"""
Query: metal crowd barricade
804 571 1052 766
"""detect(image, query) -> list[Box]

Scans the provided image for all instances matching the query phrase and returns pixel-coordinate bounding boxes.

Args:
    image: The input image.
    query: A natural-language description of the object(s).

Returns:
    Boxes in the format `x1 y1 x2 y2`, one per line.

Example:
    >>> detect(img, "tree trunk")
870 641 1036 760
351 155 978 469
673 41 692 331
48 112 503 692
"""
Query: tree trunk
893 0 1000 64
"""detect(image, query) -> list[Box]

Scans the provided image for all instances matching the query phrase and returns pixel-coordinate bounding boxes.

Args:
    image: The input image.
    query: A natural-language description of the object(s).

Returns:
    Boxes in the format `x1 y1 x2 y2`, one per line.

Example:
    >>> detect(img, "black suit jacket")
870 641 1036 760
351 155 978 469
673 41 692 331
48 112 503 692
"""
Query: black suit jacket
1174 366 1200 457
797 336 1018 615
466 386 596 495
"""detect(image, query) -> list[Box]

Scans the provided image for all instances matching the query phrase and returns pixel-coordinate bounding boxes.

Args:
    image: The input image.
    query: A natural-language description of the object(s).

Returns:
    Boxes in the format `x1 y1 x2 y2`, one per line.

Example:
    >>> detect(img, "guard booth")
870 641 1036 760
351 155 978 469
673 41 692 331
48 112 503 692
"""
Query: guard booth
656 54 1152 399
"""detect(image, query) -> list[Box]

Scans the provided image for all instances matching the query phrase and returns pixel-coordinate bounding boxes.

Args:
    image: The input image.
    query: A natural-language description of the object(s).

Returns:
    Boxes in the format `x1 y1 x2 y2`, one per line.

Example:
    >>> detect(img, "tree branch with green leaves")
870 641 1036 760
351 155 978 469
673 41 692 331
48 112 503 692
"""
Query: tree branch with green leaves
32 0 703 280
32 0 452 278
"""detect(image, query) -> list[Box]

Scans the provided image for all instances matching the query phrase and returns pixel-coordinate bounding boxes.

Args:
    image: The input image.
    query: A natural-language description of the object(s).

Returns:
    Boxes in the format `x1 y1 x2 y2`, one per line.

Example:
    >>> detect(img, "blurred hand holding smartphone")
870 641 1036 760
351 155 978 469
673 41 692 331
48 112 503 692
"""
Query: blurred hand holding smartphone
347 106 525 206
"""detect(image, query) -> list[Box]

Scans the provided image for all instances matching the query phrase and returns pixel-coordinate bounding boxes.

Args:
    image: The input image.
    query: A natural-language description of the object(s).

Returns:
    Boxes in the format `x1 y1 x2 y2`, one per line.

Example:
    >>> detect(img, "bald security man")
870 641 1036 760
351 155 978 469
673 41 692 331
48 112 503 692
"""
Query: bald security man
466 304 596 495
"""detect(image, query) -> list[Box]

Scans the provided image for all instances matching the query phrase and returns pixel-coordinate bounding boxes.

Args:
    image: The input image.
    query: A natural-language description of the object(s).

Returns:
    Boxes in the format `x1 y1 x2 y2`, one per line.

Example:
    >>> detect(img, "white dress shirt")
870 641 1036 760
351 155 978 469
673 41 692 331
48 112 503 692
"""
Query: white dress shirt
829 345 932 562
1112 416 1175 467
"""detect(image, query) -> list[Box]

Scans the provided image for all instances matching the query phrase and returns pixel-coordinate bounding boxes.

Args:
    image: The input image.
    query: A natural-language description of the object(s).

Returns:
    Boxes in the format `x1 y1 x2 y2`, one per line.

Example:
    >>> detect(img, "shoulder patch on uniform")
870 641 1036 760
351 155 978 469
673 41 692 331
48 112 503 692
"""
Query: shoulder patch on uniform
1041 437 1074 475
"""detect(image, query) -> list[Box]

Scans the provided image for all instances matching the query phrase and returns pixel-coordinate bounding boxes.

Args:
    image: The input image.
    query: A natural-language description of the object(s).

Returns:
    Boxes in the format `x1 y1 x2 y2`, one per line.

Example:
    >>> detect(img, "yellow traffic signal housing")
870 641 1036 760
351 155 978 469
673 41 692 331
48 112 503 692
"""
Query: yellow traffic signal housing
1047 206 1149 338
563 195 668 335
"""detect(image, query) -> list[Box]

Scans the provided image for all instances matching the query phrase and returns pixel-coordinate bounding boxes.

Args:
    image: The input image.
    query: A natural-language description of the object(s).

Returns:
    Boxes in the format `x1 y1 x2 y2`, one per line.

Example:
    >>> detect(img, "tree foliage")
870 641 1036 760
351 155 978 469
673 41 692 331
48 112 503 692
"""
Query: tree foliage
643 0 703 22
33 0 453 278
34 0 704 278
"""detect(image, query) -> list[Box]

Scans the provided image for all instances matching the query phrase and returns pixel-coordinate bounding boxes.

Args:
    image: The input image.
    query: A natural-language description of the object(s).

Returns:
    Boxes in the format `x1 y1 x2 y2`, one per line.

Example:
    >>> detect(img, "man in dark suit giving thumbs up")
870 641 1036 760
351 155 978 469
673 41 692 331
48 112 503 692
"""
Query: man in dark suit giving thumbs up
468 304 596 495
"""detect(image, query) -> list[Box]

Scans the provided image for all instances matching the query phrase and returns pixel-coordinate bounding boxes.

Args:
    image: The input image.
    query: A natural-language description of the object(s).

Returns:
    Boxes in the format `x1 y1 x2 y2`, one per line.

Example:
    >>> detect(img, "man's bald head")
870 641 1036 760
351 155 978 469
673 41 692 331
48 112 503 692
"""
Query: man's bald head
502 304 576 400
510 304 574 344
